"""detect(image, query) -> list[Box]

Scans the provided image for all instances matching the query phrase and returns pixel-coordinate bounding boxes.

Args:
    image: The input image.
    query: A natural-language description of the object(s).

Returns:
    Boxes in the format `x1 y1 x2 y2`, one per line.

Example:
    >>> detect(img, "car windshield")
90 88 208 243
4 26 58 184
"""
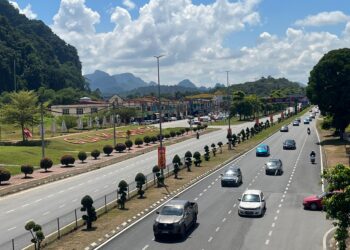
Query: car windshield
286 140 294 144
224 171 238 177
242 194 260 202
258 146 266 151
267 161 278 167
160 206 183 216
316 192 331 199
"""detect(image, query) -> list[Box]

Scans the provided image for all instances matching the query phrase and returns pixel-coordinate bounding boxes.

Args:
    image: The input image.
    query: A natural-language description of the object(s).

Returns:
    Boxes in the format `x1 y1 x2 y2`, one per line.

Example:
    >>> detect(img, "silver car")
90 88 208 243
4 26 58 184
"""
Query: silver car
221 167 243 187
265 159 283 175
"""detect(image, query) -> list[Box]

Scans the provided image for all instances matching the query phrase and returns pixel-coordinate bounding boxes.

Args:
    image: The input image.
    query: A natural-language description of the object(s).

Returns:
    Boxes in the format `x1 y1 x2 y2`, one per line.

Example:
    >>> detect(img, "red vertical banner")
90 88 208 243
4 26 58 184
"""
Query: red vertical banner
158 146 166 169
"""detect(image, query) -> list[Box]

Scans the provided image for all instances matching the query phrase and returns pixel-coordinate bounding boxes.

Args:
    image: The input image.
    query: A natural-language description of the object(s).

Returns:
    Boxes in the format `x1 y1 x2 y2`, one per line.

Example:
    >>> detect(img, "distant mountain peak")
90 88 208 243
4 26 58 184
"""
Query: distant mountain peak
178 79 197 89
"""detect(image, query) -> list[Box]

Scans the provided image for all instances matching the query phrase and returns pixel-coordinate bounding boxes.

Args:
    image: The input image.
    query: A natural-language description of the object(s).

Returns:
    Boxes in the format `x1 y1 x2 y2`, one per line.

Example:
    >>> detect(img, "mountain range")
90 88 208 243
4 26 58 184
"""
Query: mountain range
84 70 205 95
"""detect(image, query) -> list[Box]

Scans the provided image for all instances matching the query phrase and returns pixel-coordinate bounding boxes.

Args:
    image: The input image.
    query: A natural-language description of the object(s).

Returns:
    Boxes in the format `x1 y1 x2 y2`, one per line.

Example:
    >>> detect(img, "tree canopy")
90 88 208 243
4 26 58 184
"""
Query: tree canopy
307 48 350 137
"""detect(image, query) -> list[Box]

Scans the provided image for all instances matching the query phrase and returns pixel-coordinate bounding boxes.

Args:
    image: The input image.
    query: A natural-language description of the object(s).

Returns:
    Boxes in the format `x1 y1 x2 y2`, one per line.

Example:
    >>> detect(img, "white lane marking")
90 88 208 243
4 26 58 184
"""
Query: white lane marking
211 182 215 185
194 197 198 201
228 210 232 214
284 190 287 194
47 194 54 198
72 199 77 203
222 218 226 222
59 204 65 208
281 199 284 203
142 245 149 250
268 230 273 236
276 210 280 214
278 204 282 208
43 211 50 216
208 236 213 242
274 216 278 221
94 189 99 193
203 189 207 192
22 204 30 208
35 198 42 202
58 190 64 194
315 121 325 192
282 194 286 198
215 178 218 181
215 227 220 232
6 209 15 214
265 239 270 245
208 185 211 188
199 193 203 196
233 204 237 208
7 226 16 231
272 223 275 228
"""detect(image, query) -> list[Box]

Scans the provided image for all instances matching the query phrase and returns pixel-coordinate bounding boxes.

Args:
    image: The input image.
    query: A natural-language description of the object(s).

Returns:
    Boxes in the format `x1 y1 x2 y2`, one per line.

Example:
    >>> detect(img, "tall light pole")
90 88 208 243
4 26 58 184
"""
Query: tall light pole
155 55 164 175
112 102 116 147
40 102 45 158
226 71 232 149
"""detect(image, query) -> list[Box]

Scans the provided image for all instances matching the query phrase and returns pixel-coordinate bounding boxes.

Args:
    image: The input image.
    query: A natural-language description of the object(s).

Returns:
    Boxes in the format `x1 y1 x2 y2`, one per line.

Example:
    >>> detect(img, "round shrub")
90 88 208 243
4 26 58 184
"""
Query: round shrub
21 165 34 178
78 151 87 163
185 128 190 134
115 143 126 153
60 155 75 167
135 138 143 147
91 149 100 160
125 140 133 150
170 131 176 138
164 134 170 139
176 131 181 136
40 157 53 172
143 136 151 145
103 145 114 156
180 129 186 135
151 136 158 144
0 167 11 184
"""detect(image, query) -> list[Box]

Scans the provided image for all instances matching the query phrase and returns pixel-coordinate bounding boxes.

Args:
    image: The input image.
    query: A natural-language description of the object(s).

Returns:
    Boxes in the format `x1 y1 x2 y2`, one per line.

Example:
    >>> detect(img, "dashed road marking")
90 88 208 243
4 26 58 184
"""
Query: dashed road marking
215 227 220 232
228 210 232 214
265 239 270 245
199 193 203 196
6 209 15 214
272 222 275 227
43 211 50 216
142 245 149 250
233 204 237 208
204 189 207 192
7 227 16 231
59 204 65 208
208 236 213 242
22 204 30 208
276 210 280 214
268 230 273 236
194 197 198 201
35 198 42 203
274 216 278 221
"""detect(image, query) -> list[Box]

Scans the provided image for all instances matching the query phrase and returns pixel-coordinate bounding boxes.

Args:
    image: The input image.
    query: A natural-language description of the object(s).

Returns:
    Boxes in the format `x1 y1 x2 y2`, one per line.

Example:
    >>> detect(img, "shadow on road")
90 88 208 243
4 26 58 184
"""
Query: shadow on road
154 222 200 243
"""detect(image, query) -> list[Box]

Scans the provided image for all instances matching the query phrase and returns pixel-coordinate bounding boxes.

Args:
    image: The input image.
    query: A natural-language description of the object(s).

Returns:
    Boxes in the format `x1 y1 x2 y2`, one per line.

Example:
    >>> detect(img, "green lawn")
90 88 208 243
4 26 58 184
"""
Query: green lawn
209 117 246 126
0 126 188 173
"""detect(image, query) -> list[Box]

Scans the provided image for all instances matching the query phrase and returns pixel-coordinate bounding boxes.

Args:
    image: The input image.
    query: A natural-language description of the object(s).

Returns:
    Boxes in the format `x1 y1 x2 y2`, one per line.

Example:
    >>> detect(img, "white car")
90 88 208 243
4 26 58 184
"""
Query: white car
238 189 266 217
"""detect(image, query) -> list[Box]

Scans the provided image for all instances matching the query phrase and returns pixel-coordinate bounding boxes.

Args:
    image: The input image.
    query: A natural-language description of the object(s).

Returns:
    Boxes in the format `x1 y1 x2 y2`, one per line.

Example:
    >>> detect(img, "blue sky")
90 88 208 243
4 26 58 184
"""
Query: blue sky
9 0 350 86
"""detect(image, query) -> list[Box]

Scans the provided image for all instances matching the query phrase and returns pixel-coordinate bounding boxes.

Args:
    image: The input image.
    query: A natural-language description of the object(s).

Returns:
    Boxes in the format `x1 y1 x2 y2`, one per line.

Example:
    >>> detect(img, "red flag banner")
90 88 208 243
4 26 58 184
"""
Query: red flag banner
158 147 166 169
23 128 32 138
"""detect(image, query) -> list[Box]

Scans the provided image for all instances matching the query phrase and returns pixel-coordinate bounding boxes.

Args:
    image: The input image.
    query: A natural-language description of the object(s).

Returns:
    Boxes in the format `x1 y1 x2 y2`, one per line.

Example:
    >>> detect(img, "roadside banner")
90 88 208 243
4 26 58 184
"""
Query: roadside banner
158 146 166 169
23 128 32 138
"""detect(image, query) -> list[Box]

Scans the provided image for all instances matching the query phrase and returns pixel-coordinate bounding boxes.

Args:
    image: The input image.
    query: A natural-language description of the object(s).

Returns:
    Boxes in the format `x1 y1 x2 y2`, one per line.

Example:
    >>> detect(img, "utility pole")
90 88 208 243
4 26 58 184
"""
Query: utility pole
113 102 116 147
40 102 45 158
226 71 232 149
14 59 16 92
155 55 164 176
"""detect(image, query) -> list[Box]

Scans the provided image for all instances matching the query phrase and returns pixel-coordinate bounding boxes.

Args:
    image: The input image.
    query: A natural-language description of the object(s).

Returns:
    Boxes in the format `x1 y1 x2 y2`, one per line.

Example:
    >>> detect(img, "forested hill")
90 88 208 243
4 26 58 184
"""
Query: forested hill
0 0 85 93
226 76 305 97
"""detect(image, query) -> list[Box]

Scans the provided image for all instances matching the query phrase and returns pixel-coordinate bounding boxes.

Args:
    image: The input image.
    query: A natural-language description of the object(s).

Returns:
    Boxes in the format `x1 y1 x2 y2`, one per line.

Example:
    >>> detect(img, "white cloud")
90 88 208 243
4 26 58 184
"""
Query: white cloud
9 1 37 19
122 0 136 10
51 1 350 87
295 11 350 27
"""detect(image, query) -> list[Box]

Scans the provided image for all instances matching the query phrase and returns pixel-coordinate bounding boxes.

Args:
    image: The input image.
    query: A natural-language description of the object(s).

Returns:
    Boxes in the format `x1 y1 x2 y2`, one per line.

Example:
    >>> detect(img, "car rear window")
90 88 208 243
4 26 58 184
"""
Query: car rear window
242 194 260 202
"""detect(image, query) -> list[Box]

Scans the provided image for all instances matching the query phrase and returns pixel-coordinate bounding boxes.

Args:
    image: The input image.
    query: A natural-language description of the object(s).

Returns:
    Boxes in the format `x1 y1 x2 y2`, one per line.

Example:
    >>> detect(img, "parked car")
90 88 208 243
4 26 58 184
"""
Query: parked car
131 121 139 125
292 120 299 126
283 139 296 150
153 200 198 240
265 159 283 175
170 117 177 121
238 189 266 217
256 144 270 157
221 167 243 187
303 118 310 124
296 118 301 123
303 191 340 210
280 126 289 132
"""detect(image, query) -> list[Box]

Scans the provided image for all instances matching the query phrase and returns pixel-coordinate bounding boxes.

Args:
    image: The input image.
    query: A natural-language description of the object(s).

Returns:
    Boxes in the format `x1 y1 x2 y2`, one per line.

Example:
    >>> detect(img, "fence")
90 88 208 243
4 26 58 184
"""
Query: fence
0 156 188 250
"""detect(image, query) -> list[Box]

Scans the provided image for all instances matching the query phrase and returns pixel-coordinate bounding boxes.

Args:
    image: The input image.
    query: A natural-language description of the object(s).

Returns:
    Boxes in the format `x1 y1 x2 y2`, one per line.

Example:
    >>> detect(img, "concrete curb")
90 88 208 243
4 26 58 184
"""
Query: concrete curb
323 227 336 250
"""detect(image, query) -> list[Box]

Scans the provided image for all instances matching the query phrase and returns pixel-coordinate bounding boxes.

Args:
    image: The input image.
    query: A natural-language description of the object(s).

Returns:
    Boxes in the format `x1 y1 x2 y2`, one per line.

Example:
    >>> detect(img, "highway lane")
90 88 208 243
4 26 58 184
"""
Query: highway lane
100 113 331 250
0 114 278 248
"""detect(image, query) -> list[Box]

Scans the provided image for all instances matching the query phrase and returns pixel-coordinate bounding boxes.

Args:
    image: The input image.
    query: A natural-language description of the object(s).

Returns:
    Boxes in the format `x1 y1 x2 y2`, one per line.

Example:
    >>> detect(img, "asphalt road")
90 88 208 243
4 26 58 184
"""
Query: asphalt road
99 113 331 250
0 114 280 248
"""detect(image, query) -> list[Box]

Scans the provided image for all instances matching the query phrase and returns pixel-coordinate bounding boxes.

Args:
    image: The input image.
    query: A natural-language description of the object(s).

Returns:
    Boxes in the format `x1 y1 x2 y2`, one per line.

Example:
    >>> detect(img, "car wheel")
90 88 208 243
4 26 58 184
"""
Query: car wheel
154 234 161 241
265 171 269 175
310 203 318 210
193 214 197 225
180 225 187 239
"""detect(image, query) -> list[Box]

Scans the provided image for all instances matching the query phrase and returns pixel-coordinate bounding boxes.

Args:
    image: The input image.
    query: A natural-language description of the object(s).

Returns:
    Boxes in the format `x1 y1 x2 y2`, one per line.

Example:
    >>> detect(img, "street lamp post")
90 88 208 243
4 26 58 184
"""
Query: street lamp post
155 55 164 175
40 102 45 158
112 102 116 147
226 71 232 149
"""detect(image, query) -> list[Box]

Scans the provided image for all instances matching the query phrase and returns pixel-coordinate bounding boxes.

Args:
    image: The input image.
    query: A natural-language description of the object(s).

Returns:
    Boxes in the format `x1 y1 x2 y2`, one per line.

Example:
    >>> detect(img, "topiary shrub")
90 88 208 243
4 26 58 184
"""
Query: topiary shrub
135 138 143 147
180 129 186 135
217 141 223 153
125 140 133 150
170 131 176 138
81 195 97 230
135 173 146 198
143 136 151 145
115 143 126 153
164 134 170 140
211 143 217 156
151 136 158 144
78 151 87 163
185 127 190 134
204 145 210 161
184 151 192 172
91 149 100 160
25 221 45 250
117 180 128 209
0 167 11 184
60 155 75 167
103 145 114 156
152 165 164 187
40 157 53 172
172 154 182 178
176 131 182 136
21 165 34 178
193 152 202 167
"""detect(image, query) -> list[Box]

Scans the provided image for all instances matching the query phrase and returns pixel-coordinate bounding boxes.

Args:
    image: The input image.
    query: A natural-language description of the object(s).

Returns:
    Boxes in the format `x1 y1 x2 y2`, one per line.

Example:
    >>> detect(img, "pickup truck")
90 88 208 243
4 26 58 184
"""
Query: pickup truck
153 199 198 240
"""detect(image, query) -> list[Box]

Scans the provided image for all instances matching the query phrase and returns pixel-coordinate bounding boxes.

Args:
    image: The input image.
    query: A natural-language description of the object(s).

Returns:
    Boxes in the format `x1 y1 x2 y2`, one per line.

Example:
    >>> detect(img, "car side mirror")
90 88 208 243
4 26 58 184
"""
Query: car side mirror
261 199 265 202
238 198 241 201
156 211 159 214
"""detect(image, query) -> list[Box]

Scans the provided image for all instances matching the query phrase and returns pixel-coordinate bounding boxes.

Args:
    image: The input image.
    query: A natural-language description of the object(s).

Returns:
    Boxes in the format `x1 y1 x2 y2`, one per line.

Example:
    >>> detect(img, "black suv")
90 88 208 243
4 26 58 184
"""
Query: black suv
221 167 243 187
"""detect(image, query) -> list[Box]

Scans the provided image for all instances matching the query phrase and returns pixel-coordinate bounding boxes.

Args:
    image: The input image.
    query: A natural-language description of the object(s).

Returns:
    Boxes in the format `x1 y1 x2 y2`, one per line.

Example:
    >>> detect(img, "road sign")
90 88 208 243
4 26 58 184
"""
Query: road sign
158 147 166 169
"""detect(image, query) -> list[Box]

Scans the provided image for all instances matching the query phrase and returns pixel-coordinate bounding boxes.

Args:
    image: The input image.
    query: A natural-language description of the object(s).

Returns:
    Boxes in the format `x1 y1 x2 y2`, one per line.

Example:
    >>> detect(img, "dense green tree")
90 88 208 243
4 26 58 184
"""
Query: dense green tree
56 115 76 132
0 91 40 141
78 151 87 163
322 164 350 250
307 48 350 138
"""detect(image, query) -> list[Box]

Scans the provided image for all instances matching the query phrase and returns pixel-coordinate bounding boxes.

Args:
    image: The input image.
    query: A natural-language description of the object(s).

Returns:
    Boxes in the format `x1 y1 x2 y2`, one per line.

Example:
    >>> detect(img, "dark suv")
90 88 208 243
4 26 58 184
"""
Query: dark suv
221 167 243 187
